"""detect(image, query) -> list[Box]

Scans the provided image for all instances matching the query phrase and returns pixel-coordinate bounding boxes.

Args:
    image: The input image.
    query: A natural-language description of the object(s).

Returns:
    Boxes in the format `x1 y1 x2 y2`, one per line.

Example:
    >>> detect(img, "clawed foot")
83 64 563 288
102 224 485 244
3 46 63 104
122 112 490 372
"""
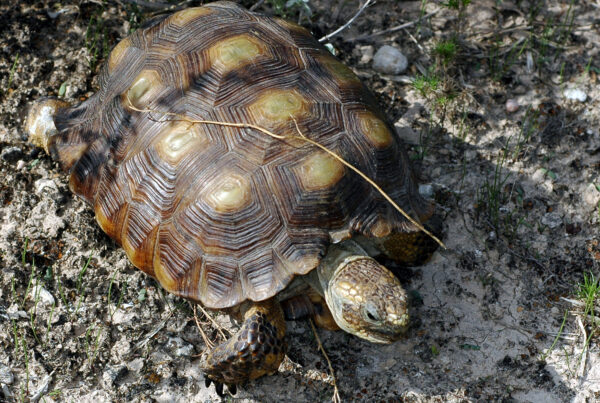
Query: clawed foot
204 377 237 397
200 299 286 396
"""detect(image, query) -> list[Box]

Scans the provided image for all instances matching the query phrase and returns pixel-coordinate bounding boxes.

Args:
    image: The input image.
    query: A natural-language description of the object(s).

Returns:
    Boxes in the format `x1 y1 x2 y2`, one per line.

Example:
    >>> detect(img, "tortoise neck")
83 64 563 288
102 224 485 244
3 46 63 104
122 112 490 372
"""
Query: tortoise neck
315 240 370 294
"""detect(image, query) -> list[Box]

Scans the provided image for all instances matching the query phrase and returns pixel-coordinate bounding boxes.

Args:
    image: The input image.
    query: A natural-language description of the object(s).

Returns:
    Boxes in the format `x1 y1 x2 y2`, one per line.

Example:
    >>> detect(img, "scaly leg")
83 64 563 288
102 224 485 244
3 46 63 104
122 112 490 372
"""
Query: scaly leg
200 299 286 395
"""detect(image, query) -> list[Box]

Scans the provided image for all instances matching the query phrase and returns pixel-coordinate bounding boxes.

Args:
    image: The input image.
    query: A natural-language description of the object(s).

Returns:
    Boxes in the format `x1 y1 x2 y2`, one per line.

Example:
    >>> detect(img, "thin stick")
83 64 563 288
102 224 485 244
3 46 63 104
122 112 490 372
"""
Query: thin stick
195 303 229 341
310 319 341 403
576 316 587 378
319 0 374 43
193 305 215 350
290 119 445 248
350 9 440 42
126 96 445 249
249 0 265 11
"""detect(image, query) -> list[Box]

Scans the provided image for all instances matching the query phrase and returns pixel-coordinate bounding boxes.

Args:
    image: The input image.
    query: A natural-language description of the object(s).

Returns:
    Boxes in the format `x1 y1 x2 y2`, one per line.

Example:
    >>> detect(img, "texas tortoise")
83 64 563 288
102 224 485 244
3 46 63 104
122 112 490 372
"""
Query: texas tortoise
26 1 440 393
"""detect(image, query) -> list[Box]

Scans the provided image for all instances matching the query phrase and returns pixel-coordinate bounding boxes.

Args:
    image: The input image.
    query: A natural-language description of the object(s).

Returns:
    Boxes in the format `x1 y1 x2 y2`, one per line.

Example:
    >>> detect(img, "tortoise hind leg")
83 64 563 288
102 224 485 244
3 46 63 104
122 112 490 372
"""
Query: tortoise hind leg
380 214 443 266
200 299 286 395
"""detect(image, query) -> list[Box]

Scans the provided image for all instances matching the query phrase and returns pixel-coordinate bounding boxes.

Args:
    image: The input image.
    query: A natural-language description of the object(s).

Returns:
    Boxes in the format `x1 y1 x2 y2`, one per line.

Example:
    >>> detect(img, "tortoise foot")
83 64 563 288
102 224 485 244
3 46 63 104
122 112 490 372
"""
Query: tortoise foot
200 299 286 390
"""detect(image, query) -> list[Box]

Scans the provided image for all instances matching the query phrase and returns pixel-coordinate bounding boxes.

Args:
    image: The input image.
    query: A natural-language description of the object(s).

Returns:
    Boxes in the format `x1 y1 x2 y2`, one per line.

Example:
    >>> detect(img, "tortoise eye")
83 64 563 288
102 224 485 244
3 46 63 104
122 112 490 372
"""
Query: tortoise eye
365 304 380 322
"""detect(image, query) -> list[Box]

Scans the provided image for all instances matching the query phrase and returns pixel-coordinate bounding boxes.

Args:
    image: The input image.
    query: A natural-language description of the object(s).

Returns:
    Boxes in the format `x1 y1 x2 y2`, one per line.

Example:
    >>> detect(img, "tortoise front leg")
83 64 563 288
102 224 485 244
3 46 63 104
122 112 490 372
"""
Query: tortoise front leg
200 299 286 395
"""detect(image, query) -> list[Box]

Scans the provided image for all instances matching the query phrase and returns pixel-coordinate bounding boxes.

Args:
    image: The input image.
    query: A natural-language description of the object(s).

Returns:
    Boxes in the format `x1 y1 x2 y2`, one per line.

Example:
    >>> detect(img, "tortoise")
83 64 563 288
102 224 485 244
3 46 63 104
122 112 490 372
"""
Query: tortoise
25 1 440 394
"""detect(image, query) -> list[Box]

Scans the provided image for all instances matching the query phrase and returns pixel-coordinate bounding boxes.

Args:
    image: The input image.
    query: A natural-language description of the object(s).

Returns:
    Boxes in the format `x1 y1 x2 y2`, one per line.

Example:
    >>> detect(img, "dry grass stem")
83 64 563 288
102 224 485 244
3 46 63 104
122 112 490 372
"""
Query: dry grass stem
319 0 374 43
193 305 216 350
576 316 587 379
126 96 446 249
194 303 229 341
310 319 341 403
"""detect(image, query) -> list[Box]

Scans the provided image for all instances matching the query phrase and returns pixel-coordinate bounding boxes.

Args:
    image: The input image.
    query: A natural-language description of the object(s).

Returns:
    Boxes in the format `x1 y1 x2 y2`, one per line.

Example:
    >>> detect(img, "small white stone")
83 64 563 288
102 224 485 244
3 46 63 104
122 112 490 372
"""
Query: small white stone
0 365 13 385
372 45 408 75
583 183 600 206
505 99 519 113
34 179 58 194
359 45 374 64
418 184 434 199
30 285 55 306
16 160 26 170
164 336 195 357
564 88 587 102
127 357 145 373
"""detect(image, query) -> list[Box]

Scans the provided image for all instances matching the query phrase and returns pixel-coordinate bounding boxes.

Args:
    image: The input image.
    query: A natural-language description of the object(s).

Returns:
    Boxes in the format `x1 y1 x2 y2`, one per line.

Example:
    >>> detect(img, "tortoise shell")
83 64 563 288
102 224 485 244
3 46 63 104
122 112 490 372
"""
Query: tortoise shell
48 1 432 309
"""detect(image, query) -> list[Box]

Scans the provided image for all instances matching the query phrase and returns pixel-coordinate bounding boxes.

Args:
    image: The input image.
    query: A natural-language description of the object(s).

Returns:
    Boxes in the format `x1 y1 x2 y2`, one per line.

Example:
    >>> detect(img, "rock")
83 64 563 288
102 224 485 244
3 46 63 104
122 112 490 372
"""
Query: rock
541 212 562 229
127 357 145 374
102 364 127 388
164 336 195 357
34 179 58 195
358 45 374 64
25 200 65 239
564 88 587 102
110 306 138 325
419 184 434 199
30 285 55 306
394 125 420 145
0 147 23 163
372 45 408 75
0 365 13 385
505 99 519 113
583 183 600 206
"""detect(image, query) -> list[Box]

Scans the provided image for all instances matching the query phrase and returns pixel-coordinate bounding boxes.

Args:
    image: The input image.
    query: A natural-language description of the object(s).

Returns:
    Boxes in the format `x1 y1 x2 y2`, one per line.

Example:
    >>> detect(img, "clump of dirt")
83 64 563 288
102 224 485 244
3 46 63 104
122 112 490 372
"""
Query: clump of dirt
1 0 599 402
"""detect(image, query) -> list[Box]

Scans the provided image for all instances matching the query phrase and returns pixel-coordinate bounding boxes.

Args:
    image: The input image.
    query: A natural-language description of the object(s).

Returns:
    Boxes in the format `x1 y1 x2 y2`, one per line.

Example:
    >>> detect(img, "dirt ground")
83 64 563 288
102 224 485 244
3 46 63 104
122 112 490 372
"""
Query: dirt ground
1 0 599 401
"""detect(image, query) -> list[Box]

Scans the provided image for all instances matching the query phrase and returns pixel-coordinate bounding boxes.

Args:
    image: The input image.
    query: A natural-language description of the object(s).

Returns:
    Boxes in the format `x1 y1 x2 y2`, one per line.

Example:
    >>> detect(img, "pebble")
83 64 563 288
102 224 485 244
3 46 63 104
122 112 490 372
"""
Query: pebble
541 212 562 229
30 285 55 306
102 364 127 388
16 160 26 170
0 147 23 163
394 125 420 145
358 45 374 64
564 88 587 102
164 336 195 357
372 45 408 75
34 179 58 195
418 184 434 199
583 183 600 206
505 99 519 113
0 365 13 385
127 357 145 374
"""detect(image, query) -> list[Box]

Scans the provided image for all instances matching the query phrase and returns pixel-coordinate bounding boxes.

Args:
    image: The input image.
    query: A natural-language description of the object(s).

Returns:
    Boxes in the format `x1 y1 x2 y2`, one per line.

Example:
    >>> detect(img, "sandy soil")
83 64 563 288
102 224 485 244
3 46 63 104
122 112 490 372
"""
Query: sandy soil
1 0 599 401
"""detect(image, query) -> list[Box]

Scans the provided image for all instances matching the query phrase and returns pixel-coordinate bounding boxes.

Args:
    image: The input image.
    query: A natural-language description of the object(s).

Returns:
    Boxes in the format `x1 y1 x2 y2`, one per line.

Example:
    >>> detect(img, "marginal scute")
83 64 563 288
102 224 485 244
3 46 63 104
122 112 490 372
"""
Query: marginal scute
297 152 345 191
204 173 252 212
356 111 393 148
123 69 162 110
273 17 312 37
108 37 133 72
318 54 361 85
209 35 267 72
169 7 213 27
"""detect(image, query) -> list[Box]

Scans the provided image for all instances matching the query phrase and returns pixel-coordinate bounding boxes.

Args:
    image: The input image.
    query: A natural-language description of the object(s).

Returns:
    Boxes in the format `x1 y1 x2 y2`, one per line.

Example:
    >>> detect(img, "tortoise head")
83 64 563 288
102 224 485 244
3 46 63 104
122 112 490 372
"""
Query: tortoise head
324 255 409 344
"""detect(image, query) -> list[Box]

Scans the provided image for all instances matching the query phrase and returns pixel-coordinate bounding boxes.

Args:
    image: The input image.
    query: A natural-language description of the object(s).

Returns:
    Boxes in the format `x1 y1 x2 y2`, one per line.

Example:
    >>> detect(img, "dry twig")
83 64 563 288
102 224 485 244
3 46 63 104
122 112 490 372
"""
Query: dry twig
350 9 440 42
319 0 374 43
193 305 216 350
576 316 588 379
310 319 341 403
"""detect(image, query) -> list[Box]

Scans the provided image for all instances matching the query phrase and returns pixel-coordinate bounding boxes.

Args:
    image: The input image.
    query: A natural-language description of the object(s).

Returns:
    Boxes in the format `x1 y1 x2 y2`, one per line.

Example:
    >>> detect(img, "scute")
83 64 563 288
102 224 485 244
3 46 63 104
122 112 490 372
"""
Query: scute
46 1 431 309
